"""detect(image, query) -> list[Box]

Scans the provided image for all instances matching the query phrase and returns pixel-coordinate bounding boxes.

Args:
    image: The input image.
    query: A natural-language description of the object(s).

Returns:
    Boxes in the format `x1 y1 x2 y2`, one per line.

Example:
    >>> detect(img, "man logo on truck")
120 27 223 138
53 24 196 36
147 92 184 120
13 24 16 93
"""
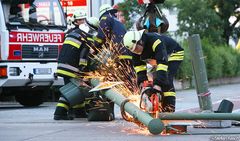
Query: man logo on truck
33 46 49 58
33 46 49 52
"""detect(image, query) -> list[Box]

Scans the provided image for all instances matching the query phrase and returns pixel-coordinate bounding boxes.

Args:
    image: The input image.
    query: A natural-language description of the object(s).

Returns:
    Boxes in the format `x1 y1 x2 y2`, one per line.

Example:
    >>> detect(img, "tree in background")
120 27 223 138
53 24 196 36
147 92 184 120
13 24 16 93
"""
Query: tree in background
208 0 240 44
117 0 143 29
177 0 240 44
177 0 223 44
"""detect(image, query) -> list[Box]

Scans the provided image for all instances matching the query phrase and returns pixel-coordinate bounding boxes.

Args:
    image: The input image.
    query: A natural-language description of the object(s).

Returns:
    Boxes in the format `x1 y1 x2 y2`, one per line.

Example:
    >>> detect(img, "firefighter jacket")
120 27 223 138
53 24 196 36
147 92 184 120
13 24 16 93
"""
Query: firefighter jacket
57 28 94 78
133 32 184 87
94 12 132 61
65 25 79 37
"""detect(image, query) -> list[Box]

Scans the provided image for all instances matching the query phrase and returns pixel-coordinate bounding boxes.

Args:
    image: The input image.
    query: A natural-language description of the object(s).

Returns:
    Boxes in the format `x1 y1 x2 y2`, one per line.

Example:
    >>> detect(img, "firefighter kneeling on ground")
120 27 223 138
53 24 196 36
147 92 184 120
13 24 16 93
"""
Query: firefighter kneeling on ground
123 29 184 112
54 16 115 121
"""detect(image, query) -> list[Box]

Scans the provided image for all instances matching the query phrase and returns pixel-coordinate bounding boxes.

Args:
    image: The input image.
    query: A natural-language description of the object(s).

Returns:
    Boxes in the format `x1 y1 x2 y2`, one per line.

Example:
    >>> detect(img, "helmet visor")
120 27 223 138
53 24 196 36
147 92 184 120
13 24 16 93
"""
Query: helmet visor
131 40 143 55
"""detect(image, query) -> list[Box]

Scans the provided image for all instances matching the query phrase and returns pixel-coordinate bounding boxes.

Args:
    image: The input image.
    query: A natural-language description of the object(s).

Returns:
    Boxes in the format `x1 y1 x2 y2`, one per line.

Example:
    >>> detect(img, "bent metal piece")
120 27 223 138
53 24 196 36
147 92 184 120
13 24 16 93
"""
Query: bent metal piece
91 79 164 135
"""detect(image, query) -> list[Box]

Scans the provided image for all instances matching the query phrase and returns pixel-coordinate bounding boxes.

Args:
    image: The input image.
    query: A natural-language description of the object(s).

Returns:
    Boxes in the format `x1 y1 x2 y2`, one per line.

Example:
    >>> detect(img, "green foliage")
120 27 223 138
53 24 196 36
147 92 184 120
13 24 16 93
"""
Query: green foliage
177 38 240 81
162 0 180 9
177 0 240 44
177 0 223 44
208 0 240 43
201 38 224 79
117 0 144 29
217 45 238 77
236 52 240 75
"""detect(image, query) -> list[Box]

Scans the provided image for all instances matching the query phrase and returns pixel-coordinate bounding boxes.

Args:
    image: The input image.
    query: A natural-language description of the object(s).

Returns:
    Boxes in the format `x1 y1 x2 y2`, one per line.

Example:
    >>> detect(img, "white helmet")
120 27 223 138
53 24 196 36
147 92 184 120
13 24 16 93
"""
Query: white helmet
99 4 117 17
86 17 99 30
73 11 87 20
123 30 145 52
79 17 99 33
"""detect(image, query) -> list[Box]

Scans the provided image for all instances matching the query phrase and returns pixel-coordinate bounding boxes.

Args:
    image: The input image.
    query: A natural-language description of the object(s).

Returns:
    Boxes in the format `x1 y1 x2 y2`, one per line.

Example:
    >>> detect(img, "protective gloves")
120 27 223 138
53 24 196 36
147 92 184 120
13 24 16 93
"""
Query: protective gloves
140 81 162 112
140 81 162 97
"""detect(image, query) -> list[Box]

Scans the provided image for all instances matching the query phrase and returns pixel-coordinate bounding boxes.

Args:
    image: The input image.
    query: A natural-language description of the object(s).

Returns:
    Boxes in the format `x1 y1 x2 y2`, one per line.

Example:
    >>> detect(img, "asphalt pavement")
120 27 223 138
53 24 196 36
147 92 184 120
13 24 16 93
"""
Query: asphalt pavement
0 83 240 141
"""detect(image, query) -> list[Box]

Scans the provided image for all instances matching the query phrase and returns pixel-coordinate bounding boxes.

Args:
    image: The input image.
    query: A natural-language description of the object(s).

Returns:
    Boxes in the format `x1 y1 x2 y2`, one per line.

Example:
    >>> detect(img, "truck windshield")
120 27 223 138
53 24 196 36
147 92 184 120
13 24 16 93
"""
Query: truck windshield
5 0 66 27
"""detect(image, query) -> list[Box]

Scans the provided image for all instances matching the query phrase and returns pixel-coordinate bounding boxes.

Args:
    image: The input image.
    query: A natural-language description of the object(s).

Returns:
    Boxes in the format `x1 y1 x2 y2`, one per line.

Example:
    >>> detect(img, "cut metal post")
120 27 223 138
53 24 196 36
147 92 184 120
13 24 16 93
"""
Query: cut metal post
188 34 213 111
91 79 164 135
159 113 240 120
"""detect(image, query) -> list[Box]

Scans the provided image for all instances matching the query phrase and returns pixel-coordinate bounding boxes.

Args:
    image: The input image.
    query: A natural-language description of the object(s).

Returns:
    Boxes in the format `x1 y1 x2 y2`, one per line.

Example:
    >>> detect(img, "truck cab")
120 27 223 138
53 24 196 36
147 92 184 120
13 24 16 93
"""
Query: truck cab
0 0 67 106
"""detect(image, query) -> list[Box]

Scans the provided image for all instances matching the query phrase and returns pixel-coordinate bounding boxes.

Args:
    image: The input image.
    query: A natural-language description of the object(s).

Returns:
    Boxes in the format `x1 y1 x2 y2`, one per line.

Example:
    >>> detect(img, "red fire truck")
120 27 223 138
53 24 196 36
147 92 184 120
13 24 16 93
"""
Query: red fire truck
0 0 67 106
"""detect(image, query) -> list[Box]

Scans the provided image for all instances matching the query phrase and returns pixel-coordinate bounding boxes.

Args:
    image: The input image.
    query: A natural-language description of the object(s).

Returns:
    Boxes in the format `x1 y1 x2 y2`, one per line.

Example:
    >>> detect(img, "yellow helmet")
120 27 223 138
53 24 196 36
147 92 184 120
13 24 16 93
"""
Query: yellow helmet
123 30 145 52
99 4 117 17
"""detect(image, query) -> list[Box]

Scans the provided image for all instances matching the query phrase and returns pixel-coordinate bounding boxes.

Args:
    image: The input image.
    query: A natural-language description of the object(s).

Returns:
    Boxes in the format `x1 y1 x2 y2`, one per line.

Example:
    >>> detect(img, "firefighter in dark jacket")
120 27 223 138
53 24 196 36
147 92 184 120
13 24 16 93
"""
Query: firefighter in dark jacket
94 4 133 62
54 17 99 120
123 30 184 112
95 4 125 46
92 4 136 119
96 4 135 84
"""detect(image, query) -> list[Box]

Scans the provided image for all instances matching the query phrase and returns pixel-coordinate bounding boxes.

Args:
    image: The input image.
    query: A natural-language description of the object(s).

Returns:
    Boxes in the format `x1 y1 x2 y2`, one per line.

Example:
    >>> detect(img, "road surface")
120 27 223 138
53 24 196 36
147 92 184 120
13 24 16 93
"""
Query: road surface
0 83 240 141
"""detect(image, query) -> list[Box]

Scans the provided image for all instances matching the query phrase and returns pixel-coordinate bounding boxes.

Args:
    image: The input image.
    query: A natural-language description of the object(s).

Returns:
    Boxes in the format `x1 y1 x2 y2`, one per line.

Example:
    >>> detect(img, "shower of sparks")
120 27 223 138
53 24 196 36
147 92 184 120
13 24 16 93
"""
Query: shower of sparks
80 30 193 135
85 38 139 97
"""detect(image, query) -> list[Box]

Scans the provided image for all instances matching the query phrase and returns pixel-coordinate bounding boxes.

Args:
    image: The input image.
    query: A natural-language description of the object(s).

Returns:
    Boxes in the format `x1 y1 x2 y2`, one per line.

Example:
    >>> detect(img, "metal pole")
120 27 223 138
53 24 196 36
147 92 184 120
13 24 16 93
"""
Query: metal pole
188 34 213 111
159 113 240 120
91 79 164 135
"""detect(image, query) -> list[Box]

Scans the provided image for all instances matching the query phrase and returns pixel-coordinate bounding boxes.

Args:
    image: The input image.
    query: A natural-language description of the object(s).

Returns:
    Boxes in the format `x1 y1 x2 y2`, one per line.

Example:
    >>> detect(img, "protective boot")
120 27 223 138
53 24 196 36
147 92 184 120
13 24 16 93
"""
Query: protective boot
73 108 87 118
54 98 74 120
69 103 87 118
162 96 176 112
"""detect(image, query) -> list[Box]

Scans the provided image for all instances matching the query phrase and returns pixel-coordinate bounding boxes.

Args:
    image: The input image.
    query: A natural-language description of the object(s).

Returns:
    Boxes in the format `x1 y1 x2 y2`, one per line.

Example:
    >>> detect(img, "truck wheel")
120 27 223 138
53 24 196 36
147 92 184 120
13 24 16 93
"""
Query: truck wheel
15 91 46 107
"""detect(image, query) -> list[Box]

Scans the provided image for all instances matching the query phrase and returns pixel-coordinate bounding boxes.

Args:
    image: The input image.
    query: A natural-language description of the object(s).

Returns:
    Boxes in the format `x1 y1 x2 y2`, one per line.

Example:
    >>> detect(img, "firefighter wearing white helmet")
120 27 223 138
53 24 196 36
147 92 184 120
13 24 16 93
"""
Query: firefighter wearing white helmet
95 4 123 45
123 30 145 54
79 17 99 34
73 11 87 24
66 11 87 36
93 4 135 120
54 17 101 120
99 4 117 18
123 29 184 112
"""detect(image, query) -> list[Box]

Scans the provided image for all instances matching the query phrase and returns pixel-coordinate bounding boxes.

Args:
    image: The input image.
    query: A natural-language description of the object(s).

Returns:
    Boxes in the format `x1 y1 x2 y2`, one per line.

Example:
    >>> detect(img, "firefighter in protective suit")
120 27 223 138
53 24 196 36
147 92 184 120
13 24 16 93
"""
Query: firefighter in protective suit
94 4 133 63
95 4 125 46
123 30 184 112
96 4 136 86
93 4 136 119
54 17 99 120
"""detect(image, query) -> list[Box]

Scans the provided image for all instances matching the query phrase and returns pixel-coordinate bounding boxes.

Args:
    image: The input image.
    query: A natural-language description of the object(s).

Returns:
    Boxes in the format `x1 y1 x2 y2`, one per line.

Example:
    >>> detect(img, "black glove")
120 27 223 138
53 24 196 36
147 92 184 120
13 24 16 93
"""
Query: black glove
141 85 162 97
